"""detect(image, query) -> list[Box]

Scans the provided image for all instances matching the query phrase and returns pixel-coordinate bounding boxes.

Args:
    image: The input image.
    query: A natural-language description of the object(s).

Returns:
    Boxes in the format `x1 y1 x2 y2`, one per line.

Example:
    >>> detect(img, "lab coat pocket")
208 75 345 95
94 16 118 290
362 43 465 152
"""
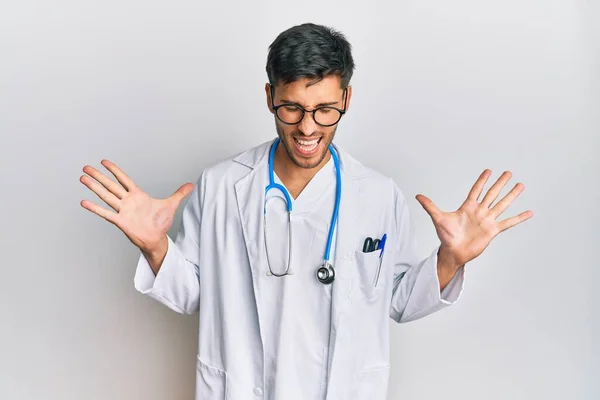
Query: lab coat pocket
196 356 227 399
354 364 390 400
353 249 384 300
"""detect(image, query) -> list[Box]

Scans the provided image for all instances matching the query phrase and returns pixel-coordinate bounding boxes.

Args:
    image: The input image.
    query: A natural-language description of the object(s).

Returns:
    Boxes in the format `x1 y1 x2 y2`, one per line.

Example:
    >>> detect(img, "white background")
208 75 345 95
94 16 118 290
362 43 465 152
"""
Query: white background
1 0 597 399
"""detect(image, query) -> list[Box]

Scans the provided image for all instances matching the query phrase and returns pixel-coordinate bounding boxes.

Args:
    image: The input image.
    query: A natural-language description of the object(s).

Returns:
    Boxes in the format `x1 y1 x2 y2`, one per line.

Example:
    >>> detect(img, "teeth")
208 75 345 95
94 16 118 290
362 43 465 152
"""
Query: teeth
296 138 318 145
294 137 319 152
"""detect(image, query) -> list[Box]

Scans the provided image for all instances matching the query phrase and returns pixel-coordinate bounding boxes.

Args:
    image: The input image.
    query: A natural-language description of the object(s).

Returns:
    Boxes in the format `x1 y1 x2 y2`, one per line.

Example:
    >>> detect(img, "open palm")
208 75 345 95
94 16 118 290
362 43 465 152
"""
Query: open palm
416 169 533 266
80 160 194 253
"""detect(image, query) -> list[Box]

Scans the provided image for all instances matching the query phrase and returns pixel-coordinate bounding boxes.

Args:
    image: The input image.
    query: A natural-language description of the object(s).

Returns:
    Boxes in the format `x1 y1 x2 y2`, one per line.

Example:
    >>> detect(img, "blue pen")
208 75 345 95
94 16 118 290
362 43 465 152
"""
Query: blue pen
374 233 387 287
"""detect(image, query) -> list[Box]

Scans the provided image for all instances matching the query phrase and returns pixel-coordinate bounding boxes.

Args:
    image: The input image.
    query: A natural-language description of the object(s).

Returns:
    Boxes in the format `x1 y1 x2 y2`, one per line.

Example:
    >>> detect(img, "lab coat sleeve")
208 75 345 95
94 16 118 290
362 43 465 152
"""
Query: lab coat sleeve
389 184 465 323
133 171 206 315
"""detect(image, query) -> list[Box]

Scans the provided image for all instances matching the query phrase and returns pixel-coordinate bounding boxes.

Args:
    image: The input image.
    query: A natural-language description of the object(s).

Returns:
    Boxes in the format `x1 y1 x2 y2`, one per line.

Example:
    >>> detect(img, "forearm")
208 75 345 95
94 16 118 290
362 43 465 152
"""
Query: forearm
134 235 201 314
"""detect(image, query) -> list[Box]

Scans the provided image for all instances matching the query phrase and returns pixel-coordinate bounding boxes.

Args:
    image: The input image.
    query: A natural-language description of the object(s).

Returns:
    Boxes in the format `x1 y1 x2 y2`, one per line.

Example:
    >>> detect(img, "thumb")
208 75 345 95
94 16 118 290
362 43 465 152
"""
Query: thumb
415 194 442 222
168 182 195 207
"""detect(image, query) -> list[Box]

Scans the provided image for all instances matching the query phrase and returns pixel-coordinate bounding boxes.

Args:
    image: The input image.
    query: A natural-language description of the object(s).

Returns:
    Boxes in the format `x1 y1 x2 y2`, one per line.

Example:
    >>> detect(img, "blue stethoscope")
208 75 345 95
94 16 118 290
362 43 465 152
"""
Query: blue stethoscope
263 137 342 284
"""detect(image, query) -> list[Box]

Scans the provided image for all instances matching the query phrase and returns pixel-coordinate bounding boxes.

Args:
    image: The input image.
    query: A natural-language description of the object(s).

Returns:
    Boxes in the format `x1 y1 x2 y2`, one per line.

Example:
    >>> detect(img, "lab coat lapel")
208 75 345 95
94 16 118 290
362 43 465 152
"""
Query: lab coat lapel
233 140 274 363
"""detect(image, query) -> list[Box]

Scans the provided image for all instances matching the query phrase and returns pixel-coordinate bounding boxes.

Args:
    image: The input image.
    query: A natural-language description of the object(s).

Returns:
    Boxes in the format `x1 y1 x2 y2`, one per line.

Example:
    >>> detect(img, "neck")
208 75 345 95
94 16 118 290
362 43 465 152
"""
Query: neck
273 143 332 192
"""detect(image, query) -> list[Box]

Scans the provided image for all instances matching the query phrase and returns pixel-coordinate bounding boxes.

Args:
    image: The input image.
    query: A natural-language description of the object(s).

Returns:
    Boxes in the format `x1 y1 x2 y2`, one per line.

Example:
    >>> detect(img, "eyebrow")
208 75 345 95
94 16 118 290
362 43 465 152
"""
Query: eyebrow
280 99 340 107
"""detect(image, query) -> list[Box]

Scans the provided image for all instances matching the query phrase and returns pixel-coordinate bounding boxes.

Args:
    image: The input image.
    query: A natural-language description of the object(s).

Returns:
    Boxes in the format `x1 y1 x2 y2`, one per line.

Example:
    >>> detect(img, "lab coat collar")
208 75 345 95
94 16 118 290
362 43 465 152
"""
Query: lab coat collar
233 138 366 398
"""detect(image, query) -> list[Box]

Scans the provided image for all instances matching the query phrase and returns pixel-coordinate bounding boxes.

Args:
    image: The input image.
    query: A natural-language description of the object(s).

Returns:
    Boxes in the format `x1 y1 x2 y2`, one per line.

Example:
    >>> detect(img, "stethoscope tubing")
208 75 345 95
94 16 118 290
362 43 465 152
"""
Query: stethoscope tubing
264 138 341 282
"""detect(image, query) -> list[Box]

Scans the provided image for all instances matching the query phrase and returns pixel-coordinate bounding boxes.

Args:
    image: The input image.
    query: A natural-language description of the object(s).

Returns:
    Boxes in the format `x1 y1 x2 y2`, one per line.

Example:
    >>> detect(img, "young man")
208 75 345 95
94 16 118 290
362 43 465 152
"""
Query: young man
80 23 532 400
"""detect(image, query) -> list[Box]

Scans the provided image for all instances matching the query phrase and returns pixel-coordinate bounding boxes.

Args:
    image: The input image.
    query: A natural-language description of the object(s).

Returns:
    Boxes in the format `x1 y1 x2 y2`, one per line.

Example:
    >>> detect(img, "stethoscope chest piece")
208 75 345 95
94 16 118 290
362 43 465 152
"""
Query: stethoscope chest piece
316 262 335 284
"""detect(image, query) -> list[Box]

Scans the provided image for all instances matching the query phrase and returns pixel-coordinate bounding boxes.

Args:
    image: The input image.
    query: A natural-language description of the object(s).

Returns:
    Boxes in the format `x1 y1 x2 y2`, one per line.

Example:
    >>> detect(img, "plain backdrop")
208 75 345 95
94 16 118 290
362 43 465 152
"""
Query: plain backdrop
1 1 597 399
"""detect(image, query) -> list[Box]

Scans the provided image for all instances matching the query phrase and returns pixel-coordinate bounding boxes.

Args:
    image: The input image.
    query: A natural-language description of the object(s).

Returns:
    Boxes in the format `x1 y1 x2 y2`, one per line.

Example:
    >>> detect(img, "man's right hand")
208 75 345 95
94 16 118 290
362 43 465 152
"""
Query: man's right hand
80 159 194 273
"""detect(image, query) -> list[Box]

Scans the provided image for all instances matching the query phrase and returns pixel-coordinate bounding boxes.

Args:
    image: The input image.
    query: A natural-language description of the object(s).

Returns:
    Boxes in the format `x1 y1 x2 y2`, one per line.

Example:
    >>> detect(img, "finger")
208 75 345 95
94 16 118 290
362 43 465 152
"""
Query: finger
82 165 127 199
497 210 534 232
465 169 492 203
80 199 119 225
168 183 195 207
100 159 138 192
415 194 443 222
80 175 121 211
490 182 525 218
480 171 512 208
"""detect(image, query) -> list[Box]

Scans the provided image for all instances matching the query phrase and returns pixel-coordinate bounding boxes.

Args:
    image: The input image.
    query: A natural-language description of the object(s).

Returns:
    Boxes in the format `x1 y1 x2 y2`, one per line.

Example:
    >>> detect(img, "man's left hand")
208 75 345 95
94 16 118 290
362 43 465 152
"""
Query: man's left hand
415 169 533 273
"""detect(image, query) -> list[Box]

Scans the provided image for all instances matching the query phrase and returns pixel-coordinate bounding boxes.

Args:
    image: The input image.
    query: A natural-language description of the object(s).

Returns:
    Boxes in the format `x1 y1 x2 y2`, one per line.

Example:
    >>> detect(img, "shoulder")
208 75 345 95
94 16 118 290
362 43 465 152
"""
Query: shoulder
336 144 401 197
195 139 272 186
336 144 411 214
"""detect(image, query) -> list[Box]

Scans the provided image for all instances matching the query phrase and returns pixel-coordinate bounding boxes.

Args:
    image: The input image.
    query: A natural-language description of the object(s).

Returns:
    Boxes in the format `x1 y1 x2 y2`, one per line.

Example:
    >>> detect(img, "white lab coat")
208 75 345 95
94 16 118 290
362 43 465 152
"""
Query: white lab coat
134 138 465 400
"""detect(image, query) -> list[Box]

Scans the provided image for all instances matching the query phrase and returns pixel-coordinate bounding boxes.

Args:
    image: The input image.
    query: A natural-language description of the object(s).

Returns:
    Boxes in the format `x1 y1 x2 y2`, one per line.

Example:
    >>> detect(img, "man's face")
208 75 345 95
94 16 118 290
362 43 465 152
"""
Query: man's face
266 76 352 169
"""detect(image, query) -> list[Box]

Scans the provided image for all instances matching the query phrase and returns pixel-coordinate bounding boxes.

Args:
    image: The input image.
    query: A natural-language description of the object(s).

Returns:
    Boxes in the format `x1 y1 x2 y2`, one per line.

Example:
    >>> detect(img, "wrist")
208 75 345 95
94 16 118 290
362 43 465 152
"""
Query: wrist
143 235 167 255
437 245 463 274
142 236 168 271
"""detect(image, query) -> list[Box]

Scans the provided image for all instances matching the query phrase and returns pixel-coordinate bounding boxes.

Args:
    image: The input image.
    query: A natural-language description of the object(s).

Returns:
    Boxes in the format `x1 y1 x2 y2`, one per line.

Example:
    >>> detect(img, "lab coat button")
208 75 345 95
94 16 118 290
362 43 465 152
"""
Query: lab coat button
253 387 263 396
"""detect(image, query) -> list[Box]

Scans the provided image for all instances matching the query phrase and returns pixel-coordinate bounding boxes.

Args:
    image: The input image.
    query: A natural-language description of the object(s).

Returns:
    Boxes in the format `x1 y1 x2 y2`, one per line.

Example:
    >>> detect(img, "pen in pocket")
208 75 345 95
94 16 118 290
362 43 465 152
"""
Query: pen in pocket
373 233 387 287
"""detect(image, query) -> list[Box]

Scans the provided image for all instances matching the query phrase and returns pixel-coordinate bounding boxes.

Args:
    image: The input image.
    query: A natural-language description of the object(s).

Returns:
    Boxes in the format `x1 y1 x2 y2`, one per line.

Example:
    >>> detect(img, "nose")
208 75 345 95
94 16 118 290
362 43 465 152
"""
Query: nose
297 110 318 135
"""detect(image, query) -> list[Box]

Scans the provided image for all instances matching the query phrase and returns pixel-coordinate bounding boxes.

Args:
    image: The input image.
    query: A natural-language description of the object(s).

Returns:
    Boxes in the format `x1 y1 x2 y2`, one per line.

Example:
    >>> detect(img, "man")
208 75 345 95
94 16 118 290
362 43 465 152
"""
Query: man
80 23 532 400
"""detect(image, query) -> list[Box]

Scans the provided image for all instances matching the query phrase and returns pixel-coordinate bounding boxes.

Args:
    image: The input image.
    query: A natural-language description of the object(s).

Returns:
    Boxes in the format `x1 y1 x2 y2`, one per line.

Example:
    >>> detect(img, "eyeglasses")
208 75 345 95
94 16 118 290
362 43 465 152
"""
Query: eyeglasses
270 86 348 127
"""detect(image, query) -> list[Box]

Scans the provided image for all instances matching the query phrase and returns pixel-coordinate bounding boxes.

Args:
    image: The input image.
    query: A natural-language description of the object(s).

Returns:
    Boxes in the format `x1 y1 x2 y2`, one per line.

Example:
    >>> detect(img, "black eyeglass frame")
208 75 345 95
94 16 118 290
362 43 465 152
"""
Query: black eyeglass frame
269 85 349 127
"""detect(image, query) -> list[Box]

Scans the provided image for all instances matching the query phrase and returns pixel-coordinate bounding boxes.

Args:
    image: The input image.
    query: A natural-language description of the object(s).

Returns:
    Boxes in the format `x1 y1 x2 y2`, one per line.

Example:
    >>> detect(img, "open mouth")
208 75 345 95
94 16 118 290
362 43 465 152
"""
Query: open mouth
293 137 322 156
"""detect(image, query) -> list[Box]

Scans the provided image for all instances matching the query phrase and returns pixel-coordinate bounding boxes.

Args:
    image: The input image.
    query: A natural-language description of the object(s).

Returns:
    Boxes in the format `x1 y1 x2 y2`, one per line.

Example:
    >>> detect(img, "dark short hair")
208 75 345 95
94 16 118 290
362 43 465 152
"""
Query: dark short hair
266 23 355 89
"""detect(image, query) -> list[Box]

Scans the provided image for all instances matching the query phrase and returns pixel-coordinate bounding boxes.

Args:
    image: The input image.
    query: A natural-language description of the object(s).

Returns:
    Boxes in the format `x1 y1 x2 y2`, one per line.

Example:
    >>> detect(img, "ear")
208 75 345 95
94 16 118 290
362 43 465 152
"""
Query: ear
265 83 274 113
343 85 353 112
